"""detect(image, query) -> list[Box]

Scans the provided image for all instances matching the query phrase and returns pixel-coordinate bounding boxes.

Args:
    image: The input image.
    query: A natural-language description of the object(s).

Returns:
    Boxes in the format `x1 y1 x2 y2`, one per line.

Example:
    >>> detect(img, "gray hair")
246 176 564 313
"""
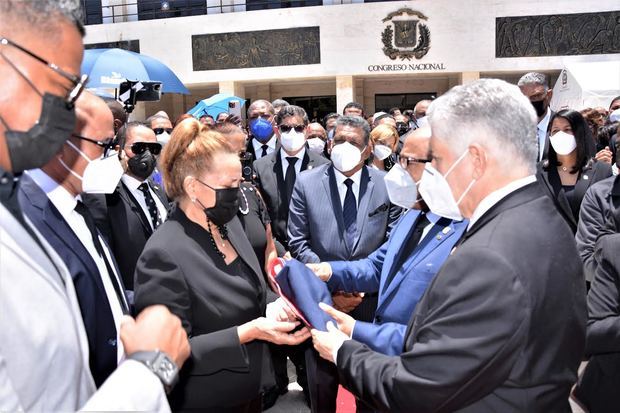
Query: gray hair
517 72 549 90
0 0 84 36
146 114 170 126
247 99 274 116
271 99 289 109
335 115 371 144
428 79 538 173
275 105 309 126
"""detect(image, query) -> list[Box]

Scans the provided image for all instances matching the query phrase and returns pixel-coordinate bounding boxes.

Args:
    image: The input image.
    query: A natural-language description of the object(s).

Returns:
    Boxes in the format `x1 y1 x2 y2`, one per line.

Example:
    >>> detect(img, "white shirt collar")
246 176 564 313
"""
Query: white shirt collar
280 146 306 163
334 167 363 187
26 169 79 217
121 174 146 191
468 175 537 230
537 108 551 131
252 136 277 152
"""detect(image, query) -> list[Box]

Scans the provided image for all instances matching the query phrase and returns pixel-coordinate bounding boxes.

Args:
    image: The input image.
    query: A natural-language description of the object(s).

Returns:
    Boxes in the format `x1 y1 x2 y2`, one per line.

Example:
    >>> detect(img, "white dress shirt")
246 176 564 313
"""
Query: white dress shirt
27 169 126 361
537 108 552 161
334 167 363 208
280 146 306 177
252 136 277 159
121 174 168 230
468 175 537 230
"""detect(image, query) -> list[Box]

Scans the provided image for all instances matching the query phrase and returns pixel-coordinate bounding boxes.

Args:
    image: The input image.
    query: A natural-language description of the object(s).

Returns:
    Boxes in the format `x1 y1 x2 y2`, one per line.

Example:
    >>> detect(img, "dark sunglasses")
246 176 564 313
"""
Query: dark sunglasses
279 124 305 133
307 135 325 140
399 156 431 168
72 134 116 154
130 142 162 155
1 37 88 107
153 127 173 135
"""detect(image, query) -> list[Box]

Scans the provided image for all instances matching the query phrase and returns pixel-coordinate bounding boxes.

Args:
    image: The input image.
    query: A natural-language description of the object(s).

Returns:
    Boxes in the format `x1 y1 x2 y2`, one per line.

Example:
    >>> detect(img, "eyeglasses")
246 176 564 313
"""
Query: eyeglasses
399 156 431 168
72 134 116 155
129 141 162 155
307 135 325 140
153 127 173 135
279 124 305 133
0 37 88 107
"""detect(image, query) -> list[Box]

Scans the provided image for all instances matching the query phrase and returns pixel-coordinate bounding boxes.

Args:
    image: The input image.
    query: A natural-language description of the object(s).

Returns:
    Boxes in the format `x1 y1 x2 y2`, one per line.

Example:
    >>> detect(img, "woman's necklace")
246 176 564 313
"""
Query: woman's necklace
206 220 228 259
238 187 249 215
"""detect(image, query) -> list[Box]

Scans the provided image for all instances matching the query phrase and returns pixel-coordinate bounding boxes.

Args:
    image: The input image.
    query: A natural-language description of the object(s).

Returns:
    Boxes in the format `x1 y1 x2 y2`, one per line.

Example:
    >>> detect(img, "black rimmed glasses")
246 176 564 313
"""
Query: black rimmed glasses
72 134 116 155
153 127 173 135
399 156 431 168
129 142 162 155
0 37 88 107
279 124 305 133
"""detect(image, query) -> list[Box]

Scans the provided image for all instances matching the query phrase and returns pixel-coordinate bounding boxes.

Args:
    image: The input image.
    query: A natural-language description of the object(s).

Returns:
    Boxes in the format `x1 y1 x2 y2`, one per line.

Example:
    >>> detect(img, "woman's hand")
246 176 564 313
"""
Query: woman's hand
595 147 612 164
238 318 311 345
266 297 297 322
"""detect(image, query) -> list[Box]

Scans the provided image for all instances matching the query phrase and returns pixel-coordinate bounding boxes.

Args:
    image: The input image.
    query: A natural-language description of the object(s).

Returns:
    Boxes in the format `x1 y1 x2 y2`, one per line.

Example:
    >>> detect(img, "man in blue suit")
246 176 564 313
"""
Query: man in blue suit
309 127 468 358
288 115 402 413
18 93 127 387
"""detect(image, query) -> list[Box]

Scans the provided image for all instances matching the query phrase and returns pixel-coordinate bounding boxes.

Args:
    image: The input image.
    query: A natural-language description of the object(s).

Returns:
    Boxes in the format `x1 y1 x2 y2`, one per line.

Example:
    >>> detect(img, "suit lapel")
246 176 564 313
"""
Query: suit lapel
227 218 267 300
148 179 169 210
118 181 153 234
353 167 374 252
538 166 576 228
272 151 286 214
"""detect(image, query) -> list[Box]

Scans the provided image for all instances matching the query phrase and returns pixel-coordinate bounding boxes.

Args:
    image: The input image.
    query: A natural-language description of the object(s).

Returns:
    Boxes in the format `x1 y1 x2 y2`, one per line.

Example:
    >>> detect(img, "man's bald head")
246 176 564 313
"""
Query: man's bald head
401 126 431 183
307 122 327 140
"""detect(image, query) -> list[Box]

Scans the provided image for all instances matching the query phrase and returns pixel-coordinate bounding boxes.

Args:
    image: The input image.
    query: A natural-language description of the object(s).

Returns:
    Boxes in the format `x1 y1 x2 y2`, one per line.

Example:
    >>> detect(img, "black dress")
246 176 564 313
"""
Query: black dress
237 182 271 274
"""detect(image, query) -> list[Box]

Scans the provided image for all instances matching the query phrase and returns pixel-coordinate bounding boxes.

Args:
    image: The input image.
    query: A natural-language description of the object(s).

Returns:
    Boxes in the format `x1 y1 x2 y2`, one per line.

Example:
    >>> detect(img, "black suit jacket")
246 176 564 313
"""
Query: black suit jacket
83 178 168 290
336 182 586 412
134 208 273 410
18 173 119 387
253 148 329 249
536 160 612 233
573 233 620 412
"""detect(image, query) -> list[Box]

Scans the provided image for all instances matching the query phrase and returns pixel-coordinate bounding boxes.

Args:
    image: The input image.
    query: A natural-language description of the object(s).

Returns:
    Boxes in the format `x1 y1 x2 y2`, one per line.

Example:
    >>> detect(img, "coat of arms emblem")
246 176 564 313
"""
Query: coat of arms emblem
382 8 431 60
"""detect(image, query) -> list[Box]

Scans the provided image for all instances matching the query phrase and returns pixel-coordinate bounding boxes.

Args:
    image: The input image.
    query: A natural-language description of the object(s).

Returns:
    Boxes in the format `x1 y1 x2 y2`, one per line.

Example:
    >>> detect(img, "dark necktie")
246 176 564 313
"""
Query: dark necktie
74 201 129 314
138 182 162 230
261 144 269 158
342 178 357 250
385 213 430 287
284 157 298 206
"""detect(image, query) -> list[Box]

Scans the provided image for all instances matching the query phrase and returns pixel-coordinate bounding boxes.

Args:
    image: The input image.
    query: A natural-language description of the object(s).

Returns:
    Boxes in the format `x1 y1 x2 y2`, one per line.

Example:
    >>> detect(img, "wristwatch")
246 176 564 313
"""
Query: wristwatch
128 350 179 392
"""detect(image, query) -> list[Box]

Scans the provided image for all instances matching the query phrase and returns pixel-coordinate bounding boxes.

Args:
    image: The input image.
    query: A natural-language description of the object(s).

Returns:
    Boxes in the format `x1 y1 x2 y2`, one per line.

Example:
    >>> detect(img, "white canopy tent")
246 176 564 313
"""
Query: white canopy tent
550 61 620 112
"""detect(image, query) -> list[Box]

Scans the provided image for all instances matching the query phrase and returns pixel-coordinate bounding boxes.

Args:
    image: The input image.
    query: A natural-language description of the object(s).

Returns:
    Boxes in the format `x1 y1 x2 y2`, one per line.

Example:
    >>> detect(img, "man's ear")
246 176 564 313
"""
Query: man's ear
468 143 487 180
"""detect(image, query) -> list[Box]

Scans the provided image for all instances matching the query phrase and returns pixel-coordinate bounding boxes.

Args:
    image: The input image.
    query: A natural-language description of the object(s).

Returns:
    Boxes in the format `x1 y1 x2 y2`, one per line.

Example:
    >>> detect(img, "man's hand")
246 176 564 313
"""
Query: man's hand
332 292 363 313
595 147 612 164
266 297 297 322
306 262 332 281
121 305 190 368
311 321 350 363
238 318 311 345
319 302 355 337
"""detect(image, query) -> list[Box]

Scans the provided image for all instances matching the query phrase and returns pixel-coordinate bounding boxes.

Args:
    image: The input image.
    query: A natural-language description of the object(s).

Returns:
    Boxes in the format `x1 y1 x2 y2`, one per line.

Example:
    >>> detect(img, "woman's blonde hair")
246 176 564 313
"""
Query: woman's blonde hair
370 124 399 150
160 118 234 199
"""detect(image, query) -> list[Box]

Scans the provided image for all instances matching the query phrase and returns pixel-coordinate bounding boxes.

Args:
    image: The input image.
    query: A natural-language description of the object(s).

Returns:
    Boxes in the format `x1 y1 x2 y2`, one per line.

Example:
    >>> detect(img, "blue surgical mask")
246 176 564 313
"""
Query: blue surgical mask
249 118 274 143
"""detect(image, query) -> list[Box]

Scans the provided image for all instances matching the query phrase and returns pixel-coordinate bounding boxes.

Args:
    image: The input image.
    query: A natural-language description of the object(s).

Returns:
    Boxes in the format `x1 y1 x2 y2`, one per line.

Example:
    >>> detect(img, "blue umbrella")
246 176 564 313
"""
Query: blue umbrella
187 93 245 118
82 48 189 94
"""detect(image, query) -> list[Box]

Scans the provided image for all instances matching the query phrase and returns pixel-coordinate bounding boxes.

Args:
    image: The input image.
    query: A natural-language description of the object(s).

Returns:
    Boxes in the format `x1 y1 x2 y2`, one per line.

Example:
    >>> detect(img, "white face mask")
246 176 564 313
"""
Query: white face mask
373 144 393 161
418 150 474 221
307 137 326 154
384 163 418 209
280 129 307 152
549 130 577 155
331 141 365 173
156 131 171 146
59 140 124 194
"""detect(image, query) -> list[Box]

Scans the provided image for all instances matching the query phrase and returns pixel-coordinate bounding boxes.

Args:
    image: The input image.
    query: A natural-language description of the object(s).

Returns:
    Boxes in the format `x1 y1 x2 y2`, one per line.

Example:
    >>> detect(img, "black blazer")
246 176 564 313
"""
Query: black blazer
336 183 587 412
573 233 620 412
18 173 119 387
133 208 273 411
253 148 329 249
83 178 168 290
536 160 612 233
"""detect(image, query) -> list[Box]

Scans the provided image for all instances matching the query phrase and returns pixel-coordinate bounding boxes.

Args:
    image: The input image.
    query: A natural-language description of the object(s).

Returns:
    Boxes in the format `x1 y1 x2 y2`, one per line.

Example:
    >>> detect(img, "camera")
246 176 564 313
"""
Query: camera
118 80 163 113
240 151 255 183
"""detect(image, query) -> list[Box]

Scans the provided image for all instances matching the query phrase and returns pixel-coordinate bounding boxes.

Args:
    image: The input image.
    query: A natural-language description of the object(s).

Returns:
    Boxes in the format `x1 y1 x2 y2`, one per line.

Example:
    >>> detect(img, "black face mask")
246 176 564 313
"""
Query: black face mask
127 150 157 180
197 179 239 226
531 98 547 118
396 122 409 136
2 93 76 173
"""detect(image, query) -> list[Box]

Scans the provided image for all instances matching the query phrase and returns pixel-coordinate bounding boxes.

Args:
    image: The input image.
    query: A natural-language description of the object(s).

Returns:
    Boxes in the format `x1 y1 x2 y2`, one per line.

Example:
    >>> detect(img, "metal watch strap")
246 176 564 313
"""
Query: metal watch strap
127 350 179 392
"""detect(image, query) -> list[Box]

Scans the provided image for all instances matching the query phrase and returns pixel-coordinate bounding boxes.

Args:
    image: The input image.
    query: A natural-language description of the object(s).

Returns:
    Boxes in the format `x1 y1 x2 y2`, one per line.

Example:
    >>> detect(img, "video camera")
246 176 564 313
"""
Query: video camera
118 80 162 113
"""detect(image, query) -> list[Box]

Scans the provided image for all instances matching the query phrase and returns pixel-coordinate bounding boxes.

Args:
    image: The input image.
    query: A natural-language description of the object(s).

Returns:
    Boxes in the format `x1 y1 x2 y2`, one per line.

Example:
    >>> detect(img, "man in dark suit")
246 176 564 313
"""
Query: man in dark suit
84 122 168 292
18 93 128 387
254 105 329 250
312 79 586 412
288 115 401 412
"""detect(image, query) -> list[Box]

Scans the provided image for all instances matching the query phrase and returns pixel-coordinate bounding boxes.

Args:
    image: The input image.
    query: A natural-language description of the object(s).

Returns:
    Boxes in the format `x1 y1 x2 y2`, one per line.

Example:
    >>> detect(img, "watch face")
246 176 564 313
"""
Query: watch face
154 353 178 386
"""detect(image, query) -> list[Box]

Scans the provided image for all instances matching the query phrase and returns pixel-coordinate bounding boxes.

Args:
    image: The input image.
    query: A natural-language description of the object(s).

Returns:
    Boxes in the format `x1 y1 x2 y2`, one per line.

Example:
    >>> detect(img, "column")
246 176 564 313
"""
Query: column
336 75 355 115
219 81 246 99
459 71 480 85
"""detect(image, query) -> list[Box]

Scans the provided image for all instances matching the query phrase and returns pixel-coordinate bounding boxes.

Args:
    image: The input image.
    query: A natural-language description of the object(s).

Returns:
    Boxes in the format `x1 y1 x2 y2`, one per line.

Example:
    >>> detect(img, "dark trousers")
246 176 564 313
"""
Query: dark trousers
270 341 309 392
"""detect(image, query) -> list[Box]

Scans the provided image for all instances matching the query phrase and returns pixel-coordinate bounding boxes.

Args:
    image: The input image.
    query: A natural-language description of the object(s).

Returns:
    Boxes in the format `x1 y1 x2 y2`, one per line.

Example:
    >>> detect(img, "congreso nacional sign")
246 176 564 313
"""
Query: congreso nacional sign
369 8 446 73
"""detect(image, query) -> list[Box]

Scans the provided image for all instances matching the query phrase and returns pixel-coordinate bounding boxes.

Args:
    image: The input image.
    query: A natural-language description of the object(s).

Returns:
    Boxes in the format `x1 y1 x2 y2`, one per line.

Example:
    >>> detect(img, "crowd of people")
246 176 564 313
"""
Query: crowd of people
2 1 620 413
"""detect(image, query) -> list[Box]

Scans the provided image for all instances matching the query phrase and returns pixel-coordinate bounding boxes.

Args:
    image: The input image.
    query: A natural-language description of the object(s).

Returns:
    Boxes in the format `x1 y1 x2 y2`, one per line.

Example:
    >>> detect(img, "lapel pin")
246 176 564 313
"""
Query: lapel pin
436 234 442 240
442 227 450 234
308 165 313 170
583 175 589 180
